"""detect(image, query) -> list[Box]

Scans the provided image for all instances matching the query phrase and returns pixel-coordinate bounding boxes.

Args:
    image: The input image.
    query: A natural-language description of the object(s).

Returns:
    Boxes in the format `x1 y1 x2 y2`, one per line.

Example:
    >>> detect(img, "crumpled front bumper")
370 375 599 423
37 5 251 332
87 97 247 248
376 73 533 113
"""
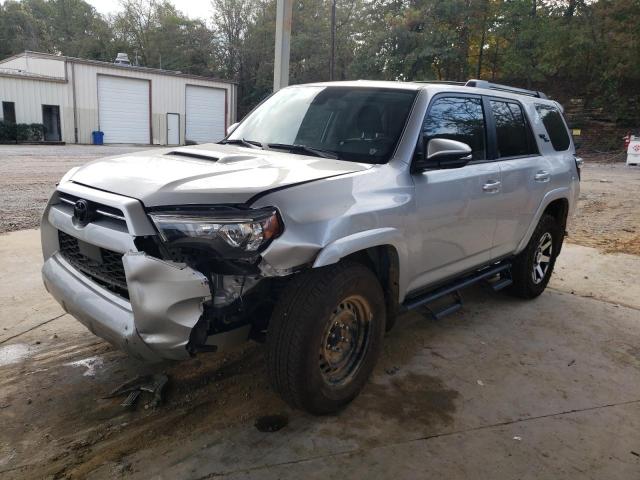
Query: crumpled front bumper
42 251 211 362
41 183 216 362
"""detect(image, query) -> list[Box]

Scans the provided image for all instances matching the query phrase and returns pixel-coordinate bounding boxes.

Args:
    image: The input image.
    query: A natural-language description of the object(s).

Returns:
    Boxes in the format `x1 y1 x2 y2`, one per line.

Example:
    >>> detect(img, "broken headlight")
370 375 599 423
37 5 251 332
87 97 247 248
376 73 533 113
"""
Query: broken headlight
149 207 282 255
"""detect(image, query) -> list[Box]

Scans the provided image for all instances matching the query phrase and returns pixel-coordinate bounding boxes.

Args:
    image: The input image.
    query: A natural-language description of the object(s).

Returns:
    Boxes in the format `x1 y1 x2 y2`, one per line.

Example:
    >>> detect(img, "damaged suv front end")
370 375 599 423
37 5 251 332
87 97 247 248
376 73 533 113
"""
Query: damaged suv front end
41 140 370 362
41 180 294 361
42 182 206 361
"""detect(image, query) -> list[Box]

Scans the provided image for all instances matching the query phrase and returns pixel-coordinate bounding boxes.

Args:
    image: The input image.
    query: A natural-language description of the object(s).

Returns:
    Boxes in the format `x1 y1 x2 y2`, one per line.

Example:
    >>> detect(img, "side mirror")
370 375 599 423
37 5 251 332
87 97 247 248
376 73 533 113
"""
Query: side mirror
413 137 472 172
226 122 240 136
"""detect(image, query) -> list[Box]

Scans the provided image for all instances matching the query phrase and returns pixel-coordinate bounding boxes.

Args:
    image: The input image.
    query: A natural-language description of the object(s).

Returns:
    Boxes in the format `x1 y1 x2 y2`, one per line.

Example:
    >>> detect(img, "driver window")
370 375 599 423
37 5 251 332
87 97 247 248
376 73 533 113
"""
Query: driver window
423 97 486 160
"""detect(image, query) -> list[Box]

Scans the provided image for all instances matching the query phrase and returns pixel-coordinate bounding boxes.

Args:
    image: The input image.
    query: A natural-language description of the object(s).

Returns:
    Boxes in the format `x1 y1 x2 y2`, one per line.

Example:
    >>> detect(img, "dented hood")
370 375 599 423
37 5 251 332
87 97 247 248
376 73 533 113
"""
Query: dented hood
69 144 370 207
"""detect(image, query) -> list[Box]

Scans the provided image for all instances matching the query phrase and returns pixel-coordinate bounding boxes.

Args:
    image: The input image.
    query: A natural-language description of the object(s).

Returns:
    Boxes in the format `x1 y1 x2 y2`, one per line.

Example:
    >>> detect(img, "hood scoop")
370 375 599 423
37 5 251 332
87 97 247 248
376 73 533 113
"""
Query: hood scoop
166 150 219 161
166 148 270 167
216 154 269 165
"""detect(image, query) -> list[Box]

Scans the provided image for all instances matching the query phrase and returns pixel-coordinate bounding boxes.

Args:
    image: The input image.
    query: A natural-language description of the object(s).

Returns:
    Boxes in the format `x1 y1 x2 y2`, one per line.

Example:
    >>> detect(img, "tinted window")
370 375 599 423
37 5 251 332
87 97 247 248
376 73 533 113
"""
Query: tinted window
423 97 486 160
490 100 538 157
536 105 570 151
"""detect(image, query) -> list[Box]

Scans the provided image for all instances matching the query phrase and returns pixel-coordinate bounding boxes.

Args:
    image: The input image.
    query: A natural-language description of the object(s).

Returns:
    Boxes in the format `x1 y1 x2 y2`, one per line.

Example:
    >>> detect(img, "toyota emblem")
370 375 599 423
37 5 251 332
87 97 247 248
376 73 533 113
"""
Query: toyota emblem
73 199 92 225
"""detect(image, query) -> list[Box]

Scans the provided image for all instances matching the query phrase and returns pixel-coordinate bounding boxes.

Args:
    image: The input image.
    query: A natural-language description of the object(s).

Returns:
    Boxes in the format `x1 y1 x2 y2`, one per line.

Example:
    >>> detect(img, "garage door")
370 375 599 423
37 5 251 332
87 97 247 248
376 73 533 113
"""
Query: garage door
186 86 226 143
98 76 150 144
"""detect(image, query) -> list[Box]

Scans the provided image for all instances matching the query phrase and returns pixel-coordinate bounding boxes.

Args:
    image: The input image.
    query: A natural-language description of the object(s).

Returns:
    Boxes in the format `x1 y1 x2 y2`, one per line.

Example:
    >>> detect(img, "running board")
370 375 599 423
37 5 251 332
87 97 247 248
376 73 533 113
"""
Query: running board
402 262 512 316
422 290 463 320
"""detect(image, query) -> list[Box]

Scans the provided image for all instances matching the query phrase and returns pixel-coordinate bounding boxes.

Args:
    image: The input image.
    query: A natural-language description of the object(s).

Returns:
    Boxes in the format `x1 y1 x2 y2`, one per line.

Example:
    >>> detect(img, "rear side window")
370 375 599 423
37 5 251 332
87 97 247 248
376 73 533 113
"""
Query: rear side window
490 100 538 158
423 96 486 160
535 105 570 151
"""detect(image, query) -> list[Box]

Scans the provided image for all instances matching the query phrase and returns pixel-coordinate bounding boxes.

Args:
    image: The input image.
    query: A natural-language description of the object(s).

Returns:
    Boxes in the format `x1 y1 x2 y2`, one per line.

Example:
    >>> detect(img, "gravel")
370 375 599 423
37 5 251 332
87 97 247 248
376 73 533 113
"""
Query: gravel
0 145 153 233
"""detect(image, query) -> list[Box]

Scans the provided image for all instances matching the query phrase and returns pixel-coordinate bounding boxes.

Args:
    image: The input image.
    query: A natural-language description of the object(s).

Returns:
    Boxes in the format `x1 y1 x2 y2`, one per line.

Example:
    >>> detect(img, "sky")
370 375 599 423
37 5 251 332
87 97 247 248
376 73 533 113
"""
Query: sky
85 0 215 21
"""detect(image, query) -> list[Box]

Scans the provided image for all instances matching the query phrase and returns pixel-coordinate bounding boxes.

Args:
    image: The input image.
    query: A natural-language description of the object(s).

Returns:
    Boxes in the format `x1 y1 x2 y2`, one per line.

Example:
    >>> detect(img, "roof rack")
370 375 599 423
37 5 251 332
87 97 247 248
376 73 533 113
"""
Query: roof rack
414 80 466 86
465 79 548 99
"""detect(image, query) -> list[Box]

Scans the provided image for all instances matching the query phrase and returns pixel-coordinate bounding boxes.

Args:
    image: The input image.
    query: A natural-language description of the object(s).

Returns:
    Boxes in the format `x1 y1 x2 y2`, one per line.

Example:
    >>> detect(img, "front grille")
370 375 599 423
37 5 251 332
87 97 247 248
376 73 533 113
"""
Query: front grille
57 192 127 228
58 231 129 299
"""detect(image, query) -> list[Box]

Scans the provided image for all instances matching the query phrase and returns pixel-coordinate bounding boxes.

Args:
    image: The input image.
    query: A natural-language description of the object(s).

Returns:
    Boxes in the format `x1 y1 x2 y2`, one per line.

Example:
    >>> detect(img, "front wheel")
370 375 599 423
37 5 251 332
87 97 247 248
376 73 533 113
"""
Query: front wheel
266 261 385 414
508 214 560 299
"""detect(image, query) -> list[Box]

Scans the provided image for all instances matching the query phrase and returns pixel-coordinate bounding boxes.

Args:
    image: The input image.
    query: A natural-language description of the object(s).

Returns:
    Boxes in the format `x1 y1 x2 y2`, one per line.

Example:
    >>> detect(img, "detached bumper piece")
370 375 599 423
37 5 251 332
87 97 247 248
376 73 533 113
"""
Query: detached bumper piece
104 374 169 408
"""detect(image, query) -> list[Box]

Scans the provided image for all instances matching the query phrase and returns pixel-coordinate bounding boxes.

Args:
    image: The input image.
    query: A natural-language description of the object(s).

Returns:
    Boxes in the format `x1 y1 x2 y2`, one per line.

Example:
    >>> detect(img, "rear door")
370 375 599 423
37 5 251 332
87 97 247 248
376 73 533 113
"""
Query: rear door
486 97 550 259
408 94 501 292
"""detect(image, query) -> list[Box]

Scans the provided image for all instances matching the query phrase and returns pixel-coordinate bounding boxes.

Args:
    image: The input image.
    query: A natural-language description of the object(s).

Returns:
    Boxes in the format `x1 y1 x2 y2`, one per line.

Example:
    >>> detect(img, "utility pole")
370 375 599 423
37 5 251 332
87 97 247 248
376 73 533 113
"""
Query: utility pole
330 0 336 81
273 0 293 92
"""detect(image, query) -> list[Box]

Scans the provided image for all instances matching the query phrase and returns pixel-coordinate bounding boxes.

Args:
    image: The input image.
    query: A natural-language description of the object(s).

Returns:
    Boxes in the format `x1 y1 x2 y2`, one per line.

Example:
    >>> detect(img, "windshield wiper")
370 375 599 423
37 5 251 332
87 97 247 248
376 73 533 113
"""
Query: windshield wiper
267 143 339 159
219 138 264 149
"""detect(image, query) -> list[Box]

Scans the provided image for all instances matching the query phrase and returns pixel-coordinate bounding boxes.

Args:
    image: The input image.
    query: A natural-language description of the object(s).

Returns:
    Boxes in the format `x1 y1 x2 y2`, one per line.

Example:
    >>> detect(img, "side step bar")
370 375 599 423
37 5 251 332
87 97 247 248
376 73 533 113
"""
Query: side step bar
402 262 512 318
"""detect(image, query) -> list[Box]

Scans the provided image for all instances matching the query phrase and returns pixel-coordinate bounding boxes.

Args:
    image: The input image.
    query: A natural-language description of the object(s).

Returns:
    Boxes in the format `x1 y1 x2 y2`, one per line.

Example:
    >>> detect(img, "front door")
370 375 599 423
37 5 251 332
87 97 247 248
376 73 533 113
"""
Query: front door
407 94 500 293
167 113 180 145
42 105 61 142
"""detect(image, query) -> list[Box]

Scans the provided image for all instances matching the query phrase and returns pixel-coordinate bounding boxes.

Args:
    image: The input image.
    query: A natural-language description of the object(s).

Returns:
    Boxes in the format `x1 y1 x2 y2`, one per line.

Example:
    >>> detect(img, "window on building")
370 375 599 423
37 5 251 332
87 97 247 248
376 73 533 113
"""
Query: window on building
423 96 486 160
2 102 16 123
490 100 538 158
535 105 571 151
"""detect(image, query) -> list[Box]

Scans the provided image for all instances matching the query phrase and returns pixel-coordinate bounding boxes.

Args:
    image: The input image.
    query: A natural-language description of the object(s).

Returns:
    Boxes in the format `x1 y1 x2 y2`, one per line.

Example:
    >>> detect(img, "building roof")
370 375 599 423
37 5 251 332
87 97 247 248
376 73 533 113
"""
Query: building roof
0 67 67 83
0 51 237 85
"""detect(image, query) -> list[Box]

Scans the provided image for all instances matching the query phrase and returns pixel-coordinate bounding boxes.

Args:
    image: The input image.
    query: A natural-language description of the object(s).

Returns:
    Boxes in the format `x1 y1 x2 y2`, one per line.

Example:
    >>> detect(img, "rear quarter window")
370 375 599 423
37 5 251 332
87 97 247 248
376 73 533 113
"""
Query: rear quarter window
535 105 571 151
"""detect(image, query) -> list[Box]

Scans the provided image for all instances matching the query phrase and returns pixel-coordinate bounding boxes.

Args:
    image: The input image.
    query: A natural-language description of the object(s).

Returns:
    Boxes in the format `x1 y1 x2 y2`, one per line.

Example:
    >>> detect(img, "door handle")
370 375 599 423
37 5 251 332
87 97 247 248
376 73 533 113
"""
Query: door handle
534 170 550 182
482 180 501 193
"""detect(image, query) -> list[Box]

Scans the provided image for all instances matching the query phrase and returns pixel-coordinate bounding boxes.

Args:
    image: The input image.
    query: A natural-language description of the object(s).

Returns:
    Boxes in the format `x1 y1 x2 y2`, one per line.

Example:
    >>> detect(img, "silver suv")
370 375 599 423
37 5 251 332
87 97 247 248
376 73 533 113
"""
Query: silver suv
41 80 580 414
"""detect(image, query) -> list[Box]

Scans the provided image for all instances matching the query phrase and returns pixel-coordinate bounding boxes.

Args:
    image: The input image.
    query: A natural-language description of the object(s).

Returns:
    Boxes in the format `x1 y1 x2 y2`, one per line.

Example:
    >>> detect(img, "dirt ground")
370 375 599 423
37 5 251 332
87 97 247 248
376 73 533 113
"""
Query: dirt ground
568 156 640 255
0 145 639 478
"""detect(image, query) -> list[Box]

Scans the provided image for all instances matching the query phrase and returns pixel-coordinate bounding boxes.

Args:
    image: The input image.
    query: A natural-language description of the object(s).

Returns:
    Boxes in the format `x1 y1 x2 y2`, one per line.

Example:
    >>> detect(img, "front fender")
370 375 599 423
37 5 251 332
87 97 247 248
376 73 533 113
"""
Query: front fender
312 227 410 302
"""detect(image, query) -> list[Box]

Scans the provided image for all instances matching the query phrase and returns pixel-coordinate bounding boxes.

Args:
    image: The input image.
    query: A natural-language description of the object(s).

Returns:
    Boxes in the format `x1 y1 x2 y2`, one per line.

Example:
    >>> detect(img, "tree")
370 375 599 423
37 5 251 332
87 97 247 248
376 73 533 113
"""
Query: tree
0 0 638 128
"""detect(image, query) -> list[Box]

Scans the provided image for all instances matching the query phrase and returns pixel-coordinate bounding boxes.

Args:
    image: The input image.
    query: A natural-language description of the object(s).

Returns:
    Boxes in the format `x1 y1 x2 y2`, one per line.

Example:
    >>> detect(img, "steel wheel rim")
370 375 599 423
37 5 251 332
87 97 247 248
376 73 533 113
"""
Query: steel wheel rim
532 232 553 284
319 295 372 387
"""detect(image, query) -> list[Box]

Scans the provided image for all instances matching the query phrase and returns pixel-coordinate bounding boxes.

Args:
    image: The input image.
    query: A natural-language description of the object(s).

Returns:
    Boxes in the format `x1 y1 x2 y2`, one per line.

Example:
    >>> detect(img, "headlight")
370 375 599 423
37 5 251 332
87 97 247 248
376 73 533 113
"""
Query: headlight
149 207 282 255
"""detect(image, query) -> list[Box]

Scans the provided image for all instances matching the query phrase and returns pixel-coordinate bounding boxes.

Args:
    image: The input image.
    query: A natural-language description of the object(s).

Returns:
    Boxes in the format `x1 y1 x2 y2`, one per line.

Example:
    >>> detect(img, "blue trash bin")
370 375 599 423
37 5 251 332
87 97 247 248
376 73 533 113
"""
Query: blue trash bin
92 131 104 145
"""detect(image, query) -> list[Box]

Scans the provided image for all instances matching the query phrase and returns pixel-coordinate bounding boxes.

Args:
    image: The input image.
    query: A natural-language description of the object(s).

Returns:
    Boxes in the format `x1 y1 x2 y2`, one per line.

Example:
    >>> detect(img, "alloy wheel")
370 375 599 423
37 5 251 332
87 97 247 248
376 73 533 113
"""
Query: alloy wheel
532 232 553 284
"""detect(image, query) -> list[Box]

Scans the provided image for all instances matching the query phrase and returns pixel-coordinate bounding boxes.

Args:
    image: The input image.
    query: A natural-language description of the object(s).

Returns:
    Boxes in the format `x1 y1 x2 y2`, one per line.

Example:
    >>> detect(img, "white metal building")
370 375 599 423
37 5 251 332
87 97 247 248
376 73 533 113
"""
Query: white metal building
0 51 237 145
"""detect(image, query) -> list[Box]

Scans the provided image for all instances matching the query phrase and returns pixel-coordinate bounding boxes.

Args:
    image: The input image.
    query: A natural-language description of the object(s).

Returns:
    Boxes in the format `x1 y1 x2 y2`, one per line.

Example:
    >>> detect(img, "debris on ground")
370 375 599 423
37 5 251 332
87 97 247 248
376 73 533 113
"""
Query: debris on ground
385 366 400 375
104 374 169 408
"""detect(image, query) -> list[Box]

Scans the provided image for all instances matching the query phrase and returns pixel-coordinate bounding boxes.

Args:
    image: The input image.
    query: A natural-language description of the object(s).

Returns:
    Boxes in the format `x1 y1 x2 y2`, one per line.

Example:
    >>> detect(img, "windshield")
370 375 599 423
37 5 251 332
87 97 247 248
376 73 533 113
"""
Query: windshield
227 86 417 164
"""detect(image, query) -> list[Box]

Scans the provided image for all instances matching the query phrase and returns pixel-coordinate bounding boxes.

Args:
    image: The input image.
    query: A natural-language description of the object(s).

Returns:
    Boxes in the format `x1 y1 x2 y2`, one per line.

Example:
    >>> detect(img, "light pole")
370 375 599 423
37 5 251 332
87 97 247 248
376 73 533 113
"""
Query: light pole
330 0 336 81
273 0 293 92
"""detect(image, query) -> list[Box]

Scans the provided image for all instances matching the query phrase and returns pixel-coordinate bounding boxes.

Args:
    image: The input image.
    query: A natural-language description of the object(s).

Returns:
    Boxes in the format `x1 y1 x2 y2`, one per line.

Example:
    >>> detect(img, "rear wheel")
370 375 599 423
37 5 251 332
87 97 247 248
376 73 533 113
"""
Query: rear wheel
267 261 385 414
508 214 560 299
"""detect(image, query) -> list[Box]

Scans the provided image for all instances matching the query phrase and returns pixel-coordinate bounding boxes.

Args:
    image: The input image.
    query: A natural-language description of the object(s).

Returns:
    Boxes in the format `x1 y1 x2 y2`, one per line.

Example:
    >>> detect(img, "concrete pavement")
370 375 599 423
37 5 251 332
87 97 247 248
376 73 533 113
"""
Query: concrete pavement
0 229 639 479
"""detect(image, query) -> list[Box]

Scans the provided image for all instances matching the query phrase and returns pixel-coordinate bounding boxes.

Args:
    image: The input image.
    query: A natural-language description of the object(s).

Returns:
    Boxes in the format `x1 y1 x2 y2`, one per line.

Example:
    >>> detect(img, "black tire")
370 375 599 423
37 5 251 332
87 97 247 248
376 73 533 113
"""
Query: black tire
508 214 561 299
267 261 386 414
